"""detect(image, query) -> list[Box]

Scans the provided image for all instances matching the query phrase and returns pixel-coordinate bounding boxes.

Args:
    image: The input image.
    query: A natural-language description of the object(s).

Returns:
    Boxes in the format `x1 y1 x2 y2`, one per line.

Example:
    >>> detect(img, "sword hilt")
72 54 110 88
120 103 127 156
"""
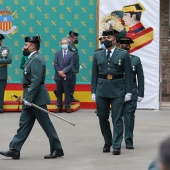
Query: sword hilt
11 94 22 102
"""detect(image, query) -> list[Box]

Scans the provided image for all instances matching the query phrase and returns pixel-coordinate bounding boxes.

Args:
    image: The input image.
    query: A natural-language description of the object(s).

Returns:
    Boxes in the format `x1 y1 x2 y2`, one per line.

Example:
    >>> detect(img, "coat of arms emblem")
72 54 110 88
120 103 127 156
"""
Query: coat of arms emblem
0 9 17 34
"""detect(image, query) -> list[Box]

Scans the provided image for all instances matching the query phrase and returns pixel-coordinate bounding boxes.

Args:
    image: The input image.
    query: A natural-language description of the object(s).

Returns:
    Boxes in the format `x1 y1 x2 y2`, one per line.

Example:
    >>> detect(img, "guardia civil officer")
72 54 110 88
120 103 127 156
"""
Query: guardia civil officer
0 36 64 159
0 34 12 113
68 31 80 102
91 30 132 155
118 37 144 149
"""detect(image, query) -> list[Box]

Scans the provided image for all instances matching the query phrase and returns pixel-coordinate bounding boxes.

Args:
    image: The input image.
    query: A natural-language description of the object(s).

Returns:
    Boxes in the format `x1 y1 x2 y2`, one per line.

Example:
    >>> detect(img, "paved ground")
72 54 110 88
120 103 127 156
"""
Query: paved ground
0 109 169 170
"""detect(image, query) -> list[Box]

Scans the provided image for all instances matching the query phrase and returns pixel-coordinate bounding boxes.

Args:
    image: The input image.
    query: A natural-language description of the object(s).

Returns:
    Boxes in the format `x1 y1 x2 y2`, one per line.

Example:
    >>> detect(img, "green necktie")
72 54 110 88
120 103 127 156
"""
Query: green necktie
107 50 111 60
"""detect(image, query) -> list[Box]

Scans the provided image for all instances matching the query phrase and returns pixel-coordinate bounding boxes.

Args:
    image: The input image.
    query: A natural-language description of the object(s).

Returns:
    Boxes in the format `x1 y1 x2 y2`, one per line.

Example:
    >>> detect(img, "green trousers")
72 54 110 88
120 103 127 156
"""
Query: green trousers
123 99 137 145
70 72 76 100
96 96 124 149
0 79 7 111
9 105 62 152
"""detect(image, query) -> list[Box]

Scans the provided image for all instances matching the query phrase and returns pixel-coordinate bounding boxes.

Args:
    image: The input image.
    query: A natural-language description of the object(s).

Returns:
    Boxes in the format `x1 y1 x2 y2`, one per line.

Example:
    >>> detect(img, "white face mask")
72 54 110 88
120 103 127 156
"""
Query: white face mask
61 44 68 50
100 43 105 49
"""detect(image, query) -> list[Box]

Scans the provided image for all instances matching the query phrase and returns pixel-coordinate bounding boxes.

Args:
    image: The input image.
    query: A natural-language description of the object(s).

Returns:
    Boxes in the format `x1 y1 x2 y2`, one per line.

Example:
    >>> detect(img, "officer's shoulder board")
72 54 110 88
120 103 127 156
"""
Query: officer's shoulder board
130 54 140 60
95 48 104 52
116 47 127 52
130 54 142 64
2 46 9 50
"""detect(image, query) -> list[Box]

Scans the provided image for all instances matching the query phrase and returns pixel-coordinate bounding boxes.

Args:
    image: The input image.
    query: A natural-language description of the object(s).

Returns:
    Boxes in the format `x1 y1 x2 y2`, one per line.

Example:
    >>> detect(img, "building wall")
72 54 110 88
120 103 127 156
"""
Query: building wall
161 0 170 101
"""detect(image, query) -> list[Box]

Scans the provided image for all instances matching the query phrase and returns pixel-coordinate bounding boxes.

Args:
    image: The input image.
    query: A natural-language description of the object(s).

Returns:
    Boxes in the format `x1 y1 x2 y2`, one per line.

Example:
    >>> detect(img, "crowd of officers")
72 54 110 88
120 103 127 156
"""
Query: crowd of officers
0 29 145 160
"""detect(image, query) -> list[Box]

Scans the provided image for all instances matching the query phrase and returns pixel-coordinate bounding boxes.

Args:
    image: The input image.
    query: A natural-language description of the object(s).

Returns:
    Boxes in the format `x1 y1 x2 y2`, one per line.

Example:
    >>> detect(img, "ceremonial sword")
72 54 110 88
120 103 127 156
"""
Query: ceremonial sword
11 94 75 126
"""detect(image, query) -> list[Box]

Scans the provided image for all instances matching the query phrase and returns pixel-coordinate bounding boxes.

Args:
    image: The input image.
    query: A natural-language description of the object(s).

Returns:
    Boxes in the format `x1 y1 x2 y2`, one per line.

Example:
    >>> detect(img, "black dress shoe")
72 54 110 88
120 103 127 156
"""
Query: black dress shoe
70 98 79 102
54 108 63 113
65 109 72 113
44 149 64 159
113 148 121 155
103 144 111 153
0 149 20 159
126 144 134 149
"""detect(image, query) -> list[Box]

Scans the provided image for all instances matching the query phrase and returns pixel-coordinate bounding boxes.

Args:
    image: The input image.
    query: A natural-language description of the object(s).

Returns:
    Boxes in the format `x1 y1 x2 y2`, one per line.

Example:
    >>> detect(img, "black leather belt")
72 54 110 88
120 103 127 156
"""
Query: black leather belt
98 74 123 80
22 82 44 88
22 84 30 88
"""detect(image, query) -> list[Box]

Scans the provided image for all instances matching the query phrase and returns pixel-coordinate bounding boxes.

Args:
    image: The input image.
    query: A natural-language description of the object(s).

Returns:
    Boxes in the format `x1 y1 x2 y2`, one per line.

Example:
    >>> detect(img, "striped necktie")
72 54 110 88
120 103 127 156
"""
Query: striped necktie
63 50 67 61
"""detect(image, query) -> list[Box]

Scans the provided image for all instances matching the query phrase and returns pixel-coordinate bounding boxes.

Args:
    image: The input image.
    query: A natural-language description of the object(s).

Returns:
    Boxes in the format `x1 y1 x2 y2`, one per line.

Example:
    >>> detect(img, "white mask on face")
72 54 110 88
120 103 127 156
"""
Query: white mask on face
100 43 105 49
61 44 68 50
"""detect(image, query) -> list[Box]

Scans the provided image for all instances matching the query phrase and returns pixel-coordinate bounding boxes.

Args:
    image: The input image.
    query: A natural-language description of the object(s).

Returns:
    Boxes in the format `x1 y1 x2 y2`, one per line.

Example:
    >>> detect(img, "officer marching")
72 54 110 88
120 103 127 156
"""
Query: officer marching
118 37 144 149
0 35 64 159
91 30 132 155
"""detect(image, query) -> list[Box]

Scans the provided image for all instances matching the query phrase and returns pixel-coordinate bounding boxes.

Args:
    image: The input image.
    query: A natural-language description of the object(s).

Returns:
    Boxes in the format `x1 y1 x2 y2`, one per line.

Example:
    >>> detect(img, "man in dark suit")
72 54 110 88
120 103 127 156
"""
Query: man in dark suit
118 37 144 149
91 30 132 155
54 38 74 113
0 34 12 113
68 31 80 102
0 35 64 159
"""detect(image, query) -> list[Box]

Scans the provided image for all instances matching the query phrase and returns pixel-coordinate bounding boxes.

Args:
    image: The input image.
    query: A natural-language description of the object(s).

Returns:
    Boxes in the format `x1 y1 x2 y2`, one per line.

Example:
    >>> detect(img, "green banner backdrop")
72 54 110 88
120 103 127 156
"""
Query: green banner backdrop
0 0 97 84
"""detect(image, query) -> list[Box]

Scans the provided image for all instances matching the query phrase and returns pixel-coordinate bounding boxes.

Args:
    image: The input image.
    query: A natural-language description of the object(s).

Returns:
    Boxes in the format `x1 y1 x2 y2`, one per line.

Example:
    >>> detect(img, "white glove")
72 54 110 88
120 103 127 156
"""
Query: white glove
137 97 143 102
124 93 132 102
91 93 96 102
23 99 32 106
79 65 83 70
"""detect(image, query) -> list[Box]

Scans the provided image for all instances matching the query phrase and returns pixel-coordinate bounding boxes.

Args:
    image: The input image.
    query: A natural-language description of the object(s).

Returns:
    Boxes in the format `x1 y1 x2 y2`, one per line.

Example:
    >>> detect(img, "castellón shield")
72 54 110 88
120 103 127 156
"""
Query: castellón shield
0 9 17 34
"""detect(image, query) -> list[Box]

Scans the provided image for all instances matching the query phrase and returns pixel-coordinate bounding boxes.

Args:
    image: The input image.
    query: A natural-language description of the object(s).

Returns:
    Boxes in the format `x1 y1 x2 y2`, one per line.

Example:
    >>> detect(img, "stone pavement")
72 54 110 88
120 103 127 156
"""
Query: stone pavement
0 109 170 170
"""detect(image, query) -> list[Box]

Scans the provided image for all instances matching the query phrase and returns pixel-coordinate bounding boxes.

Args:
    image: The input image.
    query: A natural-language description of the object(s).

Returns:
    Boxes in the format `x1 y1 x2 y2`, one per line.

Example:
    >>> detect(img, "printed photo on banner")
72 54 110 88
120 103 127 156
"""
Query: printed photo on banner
100 2 153 53
99 0 160 109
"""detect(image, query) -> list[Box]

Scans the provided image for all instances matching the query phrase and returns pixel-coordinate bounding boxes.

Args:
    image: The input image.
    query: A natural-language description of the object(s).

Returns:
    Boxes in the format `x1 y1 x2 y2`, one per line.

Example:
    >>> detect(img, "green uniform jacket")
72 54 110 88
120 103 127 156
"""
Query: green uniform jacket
130 54 144 100
0 45 12 80
91 48 132 98
68 41 79 73
22 52 51 106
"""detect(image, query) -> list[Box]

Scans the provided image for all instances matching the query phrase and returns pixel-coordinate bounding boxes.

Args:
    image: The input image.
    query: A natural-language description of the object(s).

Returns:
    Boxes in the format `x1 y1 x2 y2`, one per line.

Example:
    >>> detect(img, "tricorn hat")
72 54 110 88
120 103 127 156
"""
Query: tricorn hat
0 34 5 40
102 30 119 36
122 2 145 13
117 37 134 44
25 35 41 42
69 31 79 36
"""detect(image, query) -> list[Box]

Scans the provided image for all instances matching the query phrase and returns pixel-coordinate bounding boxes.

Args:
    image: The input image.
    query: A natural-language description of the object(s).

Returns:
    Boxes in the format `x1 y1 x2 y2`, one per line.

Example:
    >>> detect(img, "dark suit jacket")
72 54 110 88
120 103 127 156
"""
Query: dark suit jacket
91 48 132 98
54 49 74 81
0 45 12 80
22 51 51 106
